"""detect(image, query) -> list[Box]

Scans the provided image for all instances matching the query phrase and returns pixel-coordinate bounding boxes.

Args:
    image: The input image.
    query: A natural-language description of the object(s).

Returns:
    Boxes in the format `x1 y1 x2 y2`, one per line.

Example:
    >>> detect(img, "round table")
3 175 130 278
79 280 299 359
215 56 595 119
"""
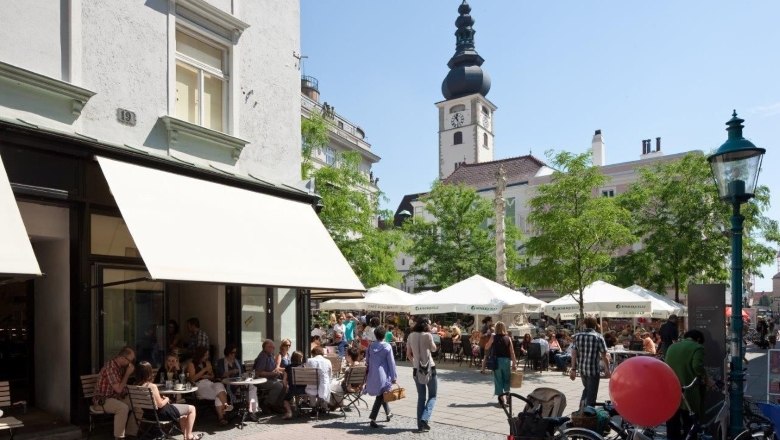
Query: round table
222 378 268 428
158 386 198 395
608 349 652 371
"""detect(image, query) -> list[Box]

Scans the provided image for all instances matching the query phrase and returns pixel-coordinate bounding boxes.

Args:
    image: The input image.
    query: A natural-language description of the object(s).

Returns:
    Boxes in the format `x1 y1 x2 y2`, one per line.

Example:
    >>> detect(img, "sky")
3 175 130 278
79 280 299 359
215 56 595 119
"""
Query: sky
300 1 780 292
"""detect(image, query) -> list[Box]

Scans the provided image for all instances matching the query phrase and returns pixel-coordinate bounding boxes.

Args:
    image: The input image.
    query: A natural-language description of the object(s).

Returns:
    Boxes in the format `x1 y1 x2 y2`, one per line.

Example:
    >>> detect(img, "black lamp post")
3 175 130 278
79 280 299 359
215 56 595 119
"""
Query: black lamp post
707 110 765 437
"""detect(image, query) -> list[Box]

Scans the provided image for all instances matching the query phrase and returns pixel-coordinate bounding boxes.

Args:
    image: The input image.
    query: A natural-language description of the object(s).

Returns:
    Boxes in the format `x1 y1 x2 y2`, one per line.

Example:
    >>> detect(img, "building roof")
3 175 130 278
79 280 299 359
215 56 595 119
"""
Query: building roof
442 155 546 190
773 271 780 280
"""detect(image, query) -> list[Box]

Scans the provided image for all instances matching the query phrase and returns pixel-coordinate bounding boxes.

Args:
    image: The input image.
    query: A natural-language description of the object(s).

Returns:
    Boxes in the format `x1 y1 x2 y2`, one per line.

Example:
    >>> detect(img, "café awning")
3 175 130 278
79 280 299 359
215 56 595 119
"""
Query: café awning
0 154 41 279
96 156 364 292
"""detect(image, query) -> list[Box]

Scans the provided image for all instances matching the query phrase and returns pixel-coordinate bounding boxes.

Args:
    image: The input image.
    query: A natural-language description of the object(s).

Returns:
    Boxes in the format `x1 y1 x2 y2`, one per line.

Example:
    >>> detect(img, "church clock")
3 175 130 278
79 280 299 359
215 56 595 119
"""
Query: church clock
450 112 465 128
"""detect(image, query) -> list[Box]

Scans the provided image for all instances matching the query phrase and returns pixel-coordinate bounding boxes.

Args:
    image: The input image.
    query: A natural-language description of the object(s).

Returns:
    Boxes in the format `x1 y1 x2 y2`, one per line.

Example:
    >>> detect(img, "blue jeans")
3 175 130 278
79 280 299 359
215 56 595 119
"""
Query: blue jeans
369 394 390 421
580 375 600 407
413 367 437 428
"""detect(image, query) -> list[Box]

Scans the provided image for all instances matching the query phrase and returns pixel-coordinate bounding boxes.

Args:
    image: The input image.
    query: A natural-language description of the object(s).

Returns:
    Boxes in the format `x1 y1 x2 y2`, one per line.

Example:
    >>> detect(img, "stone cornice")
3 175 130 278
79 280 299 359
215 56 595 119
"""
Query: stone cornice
0 61 95 116
160 115 248 160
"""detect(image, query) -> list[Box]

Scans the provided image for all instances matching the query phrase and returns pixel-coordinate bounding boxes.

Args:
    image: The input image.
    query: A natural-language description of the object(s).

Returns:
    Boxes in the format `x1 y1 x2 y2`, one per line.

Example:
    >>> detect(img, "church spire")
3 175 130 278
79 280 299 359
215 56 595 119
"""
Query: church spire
441 1 491 100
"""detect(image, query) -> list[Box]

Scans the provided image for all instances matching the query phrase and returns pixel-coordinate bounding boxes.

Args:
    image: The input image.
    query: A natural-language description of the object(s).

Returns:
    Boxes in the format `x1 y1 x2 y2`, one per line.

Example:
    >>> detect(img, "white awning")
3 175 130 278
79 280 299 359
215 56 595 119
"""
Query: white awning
0 154 41 278
96 156 364 292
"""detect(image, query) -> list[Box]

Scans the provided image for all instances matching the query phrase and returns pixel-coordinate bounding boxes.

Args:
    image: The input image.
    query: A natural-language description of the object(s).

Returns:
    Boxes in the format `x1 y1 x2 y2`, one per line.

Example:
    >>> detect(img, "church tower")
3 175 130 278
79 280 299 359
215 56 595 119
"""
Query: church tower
437 0 497 180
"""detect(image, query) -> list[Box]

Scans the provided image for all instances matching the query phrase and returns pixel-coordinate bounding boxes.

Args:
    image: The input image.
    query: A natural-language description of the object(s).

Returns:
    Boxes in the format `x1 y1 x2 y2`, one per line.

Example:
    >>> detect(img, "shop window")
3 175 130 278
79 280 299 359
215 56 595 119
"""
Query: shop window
90 214 140 257
175 30 227 132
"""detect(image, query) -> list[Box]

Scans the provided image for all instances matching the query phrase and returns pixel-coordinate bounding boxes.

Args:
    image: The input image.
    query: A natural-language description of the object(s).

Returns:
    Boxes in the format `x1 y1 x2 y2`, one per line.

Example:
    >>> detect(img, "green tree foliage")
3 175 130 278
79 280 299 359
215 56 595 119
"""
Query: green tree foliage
524 151 634 319
614 153 779 302
301 112 401 287
404 181 522 289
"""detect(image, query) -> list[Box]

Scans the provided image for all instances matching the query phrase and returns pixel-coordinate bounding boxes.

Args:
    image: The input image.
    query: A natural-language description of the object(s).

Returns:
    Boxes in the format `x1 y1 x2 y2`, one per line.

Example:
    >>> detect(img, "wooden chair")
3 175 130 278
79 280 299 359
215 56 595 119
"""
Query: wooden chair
0 381 24 440
126 385 181 439
80 374 115 439
290 367 327 421
324 355 342 378
340 366 368 416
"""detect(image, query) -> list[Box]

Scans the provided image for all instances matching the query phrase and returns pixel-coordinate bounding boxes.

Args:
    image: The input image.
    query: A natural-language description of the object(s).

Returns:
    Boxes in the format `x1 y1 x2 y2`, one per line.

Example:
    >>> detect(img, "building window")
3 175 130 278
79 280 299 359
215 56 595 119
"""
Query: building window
505 197 516 226
483 133 489 148
325 146 336 166
453 131 463 145
601 189 615 197
337 121 344 129
449 104 465 113
175 29 227 132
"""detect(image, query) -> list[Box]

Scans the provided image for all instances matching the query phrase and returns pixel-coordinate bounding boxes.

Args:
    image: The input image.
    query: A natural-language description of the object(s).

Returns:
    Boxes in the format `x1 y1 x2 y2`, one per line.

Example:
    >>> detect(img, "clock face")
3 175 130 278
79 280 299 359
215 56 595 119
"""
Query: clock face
481 113 491 129
450 112 465 128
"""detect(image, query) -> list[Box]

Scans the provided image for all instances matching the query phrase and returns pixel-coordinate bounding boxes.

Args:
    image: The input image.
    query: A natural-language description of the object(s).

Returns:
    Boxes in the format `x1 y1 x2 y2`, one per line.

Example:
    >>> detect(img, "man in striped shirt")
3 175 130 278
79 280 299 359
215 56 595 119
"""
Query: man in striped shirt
569 317 610 407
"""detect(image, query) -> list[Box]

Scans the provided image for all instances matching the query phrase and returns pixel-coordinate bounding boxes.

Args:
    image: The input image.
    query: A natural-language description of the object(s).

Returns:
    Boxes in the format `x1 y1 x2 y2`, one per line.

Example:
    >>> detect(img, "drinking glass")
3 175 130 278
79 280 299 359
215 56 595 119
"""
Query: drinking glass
167 372 174 381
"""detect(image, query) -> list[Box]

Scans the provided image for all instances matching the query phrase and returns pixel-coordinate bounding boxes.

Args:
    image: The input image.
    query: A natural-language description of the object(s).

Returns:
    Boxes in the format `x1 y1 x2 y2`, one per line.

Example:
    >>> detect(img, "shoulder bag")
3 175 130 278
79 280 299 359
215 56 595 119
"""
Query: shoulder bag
414 333 432 385
485 337 498 371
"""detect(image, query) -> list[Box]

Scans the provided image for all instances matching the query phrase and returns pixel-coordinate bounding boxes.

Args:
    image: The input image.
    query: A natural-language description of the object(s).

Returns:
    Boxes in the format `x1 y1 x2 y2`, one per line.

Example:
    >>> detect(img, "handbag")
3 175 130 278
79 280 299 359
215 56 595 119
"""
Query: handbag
382 383 406 402
414 334 433 385
485 336 498 371
510 370 523 388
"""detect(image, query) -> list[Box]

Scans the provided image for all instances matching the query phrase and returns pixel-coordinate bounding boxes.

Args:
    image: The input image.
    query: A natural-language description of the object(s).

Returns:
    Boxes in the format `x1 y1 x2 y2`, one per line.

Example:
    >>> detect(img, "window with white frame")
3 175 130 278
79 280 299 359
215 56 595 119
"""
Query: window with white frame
175 29 227 132
324 146 337 166
601 188 616 197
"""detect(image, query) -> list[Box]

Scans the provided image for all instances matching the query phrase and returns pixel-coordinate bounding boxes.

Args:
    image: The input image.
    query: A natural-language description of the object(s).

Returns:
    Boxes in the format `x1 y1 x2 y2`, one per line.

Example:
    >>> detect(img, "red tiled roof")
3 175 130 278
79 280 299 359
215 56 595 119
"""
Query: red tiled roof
442 155 546 190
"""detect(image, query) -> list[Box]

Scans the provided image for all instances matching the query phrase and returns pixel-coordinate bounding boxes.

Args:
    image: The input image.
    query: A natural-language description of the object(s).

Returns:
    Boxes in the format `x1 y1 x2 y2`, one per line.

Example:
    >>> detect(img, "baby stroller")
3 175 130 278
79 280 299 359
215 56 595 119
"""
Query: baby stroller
500 387 569 439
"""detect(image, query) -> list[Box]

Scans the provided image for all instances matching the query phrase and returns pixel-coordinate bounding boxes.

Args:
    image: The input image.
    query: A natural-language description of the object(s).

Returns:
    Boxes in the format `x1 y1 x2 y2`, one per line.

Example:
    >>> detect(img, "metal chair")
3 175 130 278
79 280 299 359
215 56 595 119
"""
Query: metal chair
290 367 324 420
439 337 454 362
524 342 544 372
126 385 182 440
0 381 24 440
340 366 368 416
324 355 343 378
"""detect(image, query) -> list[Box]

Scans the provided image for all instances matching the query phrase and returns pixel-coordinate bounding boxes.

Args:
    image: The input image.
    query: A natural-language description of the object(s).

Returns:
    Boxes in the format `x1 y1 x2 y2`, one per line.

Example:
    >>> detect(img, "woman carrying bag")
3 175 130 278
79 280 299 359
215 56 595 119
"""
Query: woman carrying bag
406 317 438 433
484 321 517 407
365 326 397 428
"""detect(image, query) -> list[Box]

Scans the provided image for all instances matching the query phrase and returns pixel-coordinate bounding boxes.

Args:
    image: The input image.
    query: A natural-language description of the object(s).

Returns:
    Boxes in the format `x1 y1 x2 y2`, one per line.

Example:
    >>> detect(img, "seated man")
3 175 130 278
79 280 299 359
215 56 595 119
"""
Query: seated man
329 331 348 358
532 332 550 369
254 339 292 419
93 347 138 440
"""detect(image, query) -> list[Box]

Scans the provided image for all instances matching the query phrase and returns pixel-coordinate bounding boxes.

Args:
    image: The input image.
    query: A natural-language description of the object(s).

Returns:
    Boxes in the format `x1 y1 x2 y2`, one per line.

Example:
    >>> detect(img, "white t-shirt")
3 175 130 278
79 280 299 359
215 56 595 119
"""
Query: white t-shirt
363 326 376 342
311 328 325 338
333 323 345 336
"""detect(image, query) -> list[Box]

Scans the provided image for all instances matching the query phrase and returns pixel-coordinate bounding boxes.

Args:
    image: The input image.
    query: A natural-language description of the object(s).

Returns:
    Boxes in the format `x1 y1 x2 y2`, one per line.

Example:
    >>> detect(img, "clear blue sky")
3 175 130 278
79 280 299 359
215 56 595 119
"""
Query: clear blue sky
301 1 780 292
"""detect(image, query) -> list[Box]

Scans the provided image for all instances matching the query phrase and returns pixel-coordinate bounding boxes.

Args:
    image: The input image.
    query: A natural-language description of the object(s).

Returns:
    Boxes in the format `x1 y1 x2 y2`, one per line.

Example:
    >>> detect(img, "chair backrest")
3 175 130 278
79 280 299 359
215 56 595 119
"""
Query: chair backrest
528 342 542 359
291 367 320 388
0 381 11 408
127 385 158 412
323 345 337 356
80 374 100 400
629 341 644 352
523 387 567 417
324 355 342 375
440 337 454 353
344 366 367 387
243 360 255 373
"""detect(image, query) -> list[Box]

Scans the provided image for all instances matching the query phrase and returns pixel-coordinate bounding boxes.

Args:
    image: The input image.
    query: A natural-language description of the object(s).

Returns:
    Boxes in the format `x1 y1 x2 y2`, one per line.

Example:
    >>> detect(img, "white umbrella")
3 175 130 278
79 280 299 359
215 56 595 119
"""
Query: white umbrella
543 280 652 320
626 284 687 318
319 297 366 311
411 274 544 314
362 284 422 313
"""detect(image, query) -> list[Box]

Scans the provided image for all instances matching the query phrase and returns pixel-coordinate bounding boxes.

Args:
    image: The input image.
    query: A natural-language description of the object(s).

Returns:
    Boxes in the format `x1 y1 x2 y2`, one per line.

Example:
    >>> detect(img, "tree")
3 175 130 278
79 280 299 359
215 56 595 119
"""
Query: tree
301 112 401 287
523 151 634 319
404 181 522 289
614 153 779 302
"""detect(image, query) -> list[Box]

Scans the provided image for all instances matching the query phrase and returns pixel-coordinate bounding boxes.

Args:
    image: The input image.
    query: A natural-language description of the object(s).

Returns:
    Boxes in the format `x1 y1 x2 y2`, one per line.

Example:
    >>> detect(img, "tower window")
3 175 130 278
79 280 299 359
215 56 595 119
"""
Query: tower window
453 131 463 145
483 133 488 148
449 104 465 113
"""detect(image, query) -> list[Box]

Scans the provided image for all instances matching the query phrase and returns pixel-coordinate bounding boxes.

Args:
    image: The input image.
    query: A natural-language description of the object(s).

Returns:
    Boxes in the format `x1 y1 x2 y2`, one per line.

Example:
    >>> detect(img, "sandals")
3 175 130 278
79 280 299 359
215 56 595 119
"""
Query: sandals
218 418 229 426
187 434 204 440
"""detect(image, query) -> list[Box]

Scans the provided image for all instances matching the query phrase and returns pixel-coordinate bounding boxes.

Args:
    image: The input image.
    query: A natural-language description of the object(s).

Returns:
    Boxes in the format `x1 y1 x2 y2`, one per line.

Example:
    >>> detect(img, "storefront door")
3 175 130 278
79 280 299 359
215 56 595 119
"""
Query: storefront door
95 267 165 368
0 280 34 403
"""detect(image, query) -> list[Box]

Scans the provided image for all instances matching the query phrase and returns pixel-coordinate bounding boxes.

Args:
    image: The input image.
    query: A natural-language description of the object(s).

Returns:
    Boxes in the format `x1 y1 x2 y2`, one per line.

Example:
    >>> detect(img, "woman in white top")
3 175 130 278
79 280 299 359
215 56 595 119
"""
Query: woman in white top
406 317 438 433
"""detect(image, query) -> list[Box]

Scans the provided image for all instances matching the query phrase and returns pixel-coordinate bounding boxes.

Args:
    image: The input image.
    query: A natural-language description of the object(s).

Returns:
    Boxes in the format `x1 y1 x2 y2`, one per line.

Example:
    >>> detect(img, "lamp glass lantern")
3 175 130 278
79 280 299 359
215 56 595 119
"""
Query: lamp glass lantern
707 111 765 201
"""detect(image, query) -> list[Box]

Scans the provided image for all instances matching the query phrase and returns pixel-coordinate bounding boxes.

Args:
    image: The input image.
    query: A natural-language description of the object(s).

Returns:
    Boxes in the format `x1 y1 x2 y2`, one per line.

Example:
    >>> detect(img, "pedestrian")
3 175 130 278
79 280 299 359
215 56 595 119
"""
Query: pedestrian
658 314 679 354
569 317 610 408
484 321 517 406
664 329 706 440
365 326 397 428
406 317 438 433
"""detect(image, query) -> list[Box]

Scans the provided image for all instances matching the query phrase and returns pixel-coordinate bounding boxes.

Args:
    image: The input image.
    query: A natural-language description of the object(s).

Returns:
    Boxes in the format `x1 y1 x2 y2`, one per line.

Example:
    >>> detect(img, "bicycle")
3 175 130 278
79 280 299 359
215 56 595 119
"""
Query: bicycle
590 401 655 440
500 392 604 440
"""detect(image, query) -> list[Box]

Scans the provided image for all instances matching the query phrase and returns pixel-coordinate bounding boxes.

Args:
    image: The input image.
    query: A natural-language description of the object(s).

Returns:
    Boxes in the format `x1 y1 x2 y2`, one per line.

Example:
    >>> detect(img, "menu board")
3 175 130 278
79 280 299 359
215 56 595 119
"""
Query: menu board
688 283 727 410
769 350 780 397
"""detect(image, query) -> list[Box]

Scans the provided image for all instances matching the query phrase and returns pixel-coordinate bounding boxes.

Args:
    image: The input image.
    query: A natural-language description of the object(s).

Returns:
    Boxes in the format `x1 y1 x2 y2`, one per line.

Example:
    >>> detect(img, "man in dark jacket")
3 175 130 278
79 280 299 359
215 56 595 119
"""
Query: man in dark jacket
664 329 706 440
658 314 679 355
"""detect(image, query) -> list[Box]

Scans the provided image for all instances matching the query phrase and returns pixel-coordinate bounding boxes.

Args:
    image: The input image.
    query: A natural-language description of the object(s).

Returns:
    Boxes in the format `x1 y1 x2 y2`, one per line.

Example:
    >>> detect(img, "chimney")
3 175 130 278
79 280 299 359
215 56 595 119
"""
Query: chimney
301 75 320 102
591 129 605 166
641 139 647 155
656 137 661 151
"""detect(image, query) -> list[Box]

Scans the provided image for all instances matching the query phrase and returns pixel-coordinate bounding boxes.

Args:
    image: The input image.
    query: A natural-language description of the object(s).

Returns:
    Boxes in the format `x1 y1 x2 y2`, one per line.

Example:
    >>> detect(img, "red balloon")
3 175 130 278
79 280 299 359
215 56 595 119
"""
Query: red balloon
609 356 681 427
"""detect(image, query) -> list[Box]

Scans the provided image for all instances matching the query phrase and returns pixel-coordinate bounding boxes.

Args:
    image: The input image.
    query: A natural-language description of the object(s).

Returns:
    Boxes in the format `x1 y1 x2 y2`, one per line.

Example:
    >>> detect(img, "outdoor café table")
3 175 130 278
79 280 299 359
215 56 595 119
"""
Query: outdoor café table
608 349 652 370
222 377 267 428
158 385 198 396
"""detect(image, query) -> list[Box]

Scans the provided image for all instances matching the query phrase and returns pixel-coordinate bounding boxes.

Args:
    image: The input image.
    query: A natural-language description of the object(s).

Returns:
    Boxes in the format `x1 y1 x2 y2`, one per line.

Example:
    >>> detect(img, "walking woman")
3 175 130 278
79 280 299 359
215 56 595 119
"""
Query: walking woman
406 317 438 433
365 326 397 428
484 321 517 406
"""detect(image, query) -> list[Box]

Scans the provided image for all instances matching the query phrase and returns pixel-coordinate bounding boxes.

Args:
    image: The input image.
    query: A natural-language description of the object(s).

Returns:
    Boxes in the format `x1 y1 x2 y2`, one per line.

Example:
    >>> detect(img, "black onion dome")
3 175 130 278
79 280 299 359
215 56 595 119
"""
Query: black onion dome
441 0 491 100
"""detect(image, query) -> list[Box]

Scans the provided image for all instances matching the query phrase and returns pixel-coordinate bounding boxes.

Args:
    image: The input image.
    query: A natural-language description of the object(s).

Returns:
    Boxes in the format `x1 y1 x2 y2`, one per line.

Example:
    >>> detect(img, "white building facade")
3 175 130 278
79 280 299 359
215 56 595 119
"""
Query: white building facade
0 0 361 426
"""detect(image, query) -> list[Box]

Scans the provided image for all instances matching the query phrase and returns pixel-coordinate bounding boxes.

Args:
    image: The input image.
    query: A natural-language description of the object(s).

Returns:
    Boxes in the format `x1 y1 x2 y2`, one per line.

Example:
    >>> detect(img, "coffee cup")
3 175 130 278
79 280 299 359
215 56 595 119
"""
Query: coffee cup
174 383 184 390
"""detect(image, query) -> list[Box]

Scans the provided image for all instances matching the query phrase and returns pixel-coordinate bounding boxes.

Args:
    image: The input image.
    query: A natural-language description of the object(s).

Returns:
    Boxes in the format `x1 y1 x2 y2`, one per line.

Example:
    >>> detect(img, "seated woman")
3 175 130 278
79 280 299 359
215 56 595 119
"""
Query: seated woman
310 335 322 352
155 353 183 385
186 346 232 425
283 351 305 420
304 346 333 410
450 326 462 343
641 332 657 355
137 361 201 440
519 333 532 357
216 343 258 418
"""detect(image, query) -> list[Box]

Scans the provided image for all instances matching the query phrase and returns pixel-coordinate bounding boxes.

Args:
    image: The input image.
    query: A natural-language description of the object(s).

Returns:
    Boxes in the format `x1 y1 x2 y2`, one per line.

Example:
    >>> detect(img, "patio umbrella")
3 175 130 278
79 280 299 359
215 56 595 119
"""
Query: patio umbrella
543 280 652 320
626 285 687 318
362 284 422 313
725 306 750 321
319 297 366 311
411 274 544 314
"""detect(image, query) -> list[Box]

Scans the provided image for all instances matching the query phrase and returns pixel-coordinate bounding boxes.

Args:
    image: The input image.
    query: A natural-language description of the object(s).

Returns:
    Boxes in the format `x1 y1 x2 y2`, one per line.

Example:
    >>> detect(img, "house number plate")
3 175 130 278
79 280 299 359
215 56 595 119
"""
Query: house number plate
116 108 137 126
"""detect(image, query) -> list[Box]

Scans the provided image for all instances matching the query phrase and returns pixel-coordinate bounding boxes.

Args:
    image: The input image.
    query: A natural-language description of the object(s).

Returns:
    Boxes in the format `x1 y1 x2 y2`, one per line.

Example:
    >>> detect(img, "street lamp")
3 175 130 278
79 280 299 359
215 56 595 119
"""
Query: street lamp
707 110 765 437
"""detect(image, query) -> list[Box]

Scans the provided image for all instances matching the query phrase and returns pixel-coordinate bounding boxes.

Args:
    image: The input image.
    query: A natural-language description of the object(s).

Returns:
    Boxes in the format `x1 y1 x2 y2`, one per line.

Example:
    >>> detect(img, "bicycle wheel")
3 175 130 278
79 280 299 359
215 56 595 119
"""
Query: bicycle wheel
556 427 605 440
733 428 773 440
